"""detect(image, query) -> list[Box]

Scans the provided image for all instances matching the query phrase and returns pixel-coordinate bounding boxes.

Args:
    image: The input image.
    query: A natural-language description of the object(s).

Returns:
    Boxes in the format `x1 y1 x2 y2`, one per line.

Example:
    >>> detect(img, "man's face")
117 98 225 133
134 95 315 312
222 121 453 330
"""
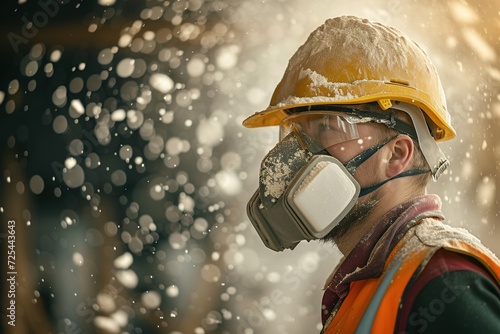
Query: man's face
279 111 391 240
251 109 395 251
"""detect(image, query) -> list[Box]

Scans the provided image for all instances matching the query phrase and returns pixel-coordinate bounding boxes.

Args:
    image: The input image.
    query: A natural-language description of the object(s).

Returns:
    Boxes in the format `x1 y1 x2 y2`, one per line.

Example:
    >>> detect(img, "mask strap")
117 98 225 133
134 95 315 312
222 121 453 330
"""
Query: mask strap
339 134 431 197
358 169 429 197
344 135 399 174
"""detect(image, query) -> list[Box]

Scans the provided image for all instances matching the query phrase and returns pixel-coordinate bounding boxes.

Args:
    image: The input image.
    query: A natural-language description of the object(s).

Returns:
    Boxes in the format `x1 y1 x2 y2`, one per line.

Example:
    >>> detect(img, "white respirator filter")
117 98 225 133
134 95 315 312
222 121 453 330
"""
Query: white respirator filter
286 156 360 237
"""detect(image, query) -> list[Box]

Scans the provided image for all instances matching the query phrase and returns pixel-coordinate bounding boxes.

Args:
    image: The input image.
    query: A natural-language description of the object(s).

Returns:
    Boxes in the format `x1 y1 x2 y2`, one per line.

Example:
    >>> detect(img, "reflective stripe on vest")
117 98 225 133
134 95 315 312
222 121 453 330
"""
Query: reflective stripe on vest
323 219 500 334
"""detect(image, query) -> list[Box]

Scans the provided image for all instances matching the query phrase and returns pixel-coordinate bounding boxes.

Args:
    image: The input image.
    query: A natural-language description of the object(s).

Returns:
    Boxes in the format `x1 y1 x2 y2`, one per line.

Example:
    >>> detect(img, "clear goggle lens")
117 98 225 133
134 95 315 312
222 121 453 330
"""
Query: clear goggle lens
279 112 375 153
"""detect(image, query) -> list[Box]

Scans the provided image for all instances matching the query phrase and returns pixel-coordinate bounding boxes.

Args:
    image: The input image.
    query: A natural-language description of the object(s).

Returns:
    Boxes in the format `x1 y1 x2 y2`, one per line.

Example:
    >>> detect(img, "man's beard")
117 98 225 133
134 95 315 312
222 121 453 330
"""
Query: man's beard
321 190 382 243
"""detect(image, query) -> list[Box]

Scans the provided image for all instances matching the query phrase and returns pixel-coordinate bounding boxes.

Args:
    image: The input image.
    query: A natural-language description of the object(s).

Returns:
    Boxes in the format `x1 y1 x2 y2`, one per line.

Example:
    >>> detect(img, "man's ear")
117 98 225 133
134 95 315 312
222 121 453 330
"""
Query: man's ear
386 135 414 177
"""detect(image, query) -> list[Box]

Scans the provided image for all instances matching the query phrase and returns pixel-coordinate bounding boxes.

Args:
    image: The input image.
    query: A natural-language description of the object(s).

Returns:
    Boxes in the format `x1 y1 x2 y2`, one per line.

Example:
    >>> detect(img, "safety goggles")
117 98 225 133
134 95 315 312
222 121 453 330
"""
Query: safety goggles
279 106 418 154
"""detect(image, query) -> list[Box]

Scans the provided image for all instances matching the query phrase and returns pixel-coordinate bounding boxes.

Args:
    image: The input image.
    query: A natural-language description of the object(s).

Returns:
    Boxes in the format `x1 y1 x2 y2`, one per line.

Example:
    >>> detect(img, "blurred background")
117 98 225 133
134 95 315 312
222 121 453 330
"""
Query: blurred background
0 0 498 333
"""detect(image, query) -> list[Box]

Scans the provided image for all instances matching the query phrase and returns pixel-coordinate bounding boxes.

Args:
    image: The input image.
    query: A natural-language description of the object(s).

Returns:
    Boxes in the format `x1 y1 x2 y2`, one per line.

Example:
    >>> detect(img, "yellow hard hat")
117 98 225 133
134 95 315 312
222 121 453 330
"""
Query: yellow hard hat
243 16 456 141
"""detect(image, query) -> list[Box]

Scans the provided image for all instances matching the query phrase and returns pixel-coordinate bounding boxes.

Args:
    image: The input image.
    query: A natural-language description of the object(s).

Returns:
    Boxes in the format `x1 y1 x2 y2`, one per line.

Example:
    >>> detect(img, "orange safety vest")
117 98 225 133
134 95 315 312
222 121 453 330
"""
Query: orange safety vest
323 218 500 334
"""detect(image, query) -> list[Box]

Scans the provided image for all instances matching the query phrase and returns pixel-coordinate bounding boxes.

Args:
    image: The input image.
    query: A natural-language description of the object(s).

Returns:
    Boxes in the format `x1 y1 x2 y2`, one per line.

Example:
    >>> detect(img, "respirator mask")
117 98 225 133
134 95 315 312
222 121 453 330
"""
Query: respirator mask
247 103 449 252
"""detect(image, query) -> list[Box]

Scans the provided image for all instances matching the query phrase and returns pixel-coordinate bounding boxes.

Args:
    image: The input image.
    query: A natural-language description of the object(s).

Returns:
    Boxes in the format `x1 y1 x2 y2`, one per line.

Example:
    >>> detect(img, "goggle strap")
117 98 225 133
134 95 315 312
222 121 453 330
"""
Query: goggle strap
389 103 450 180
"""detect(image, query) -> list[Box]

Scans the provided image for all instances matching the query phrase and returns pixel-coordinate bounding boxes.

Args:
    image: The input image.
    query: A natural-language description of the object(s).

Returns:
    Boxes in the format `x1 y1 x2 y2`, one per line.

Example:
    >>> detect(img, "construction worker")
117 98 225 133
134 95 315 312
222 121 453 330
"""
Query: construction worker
242 16 500 333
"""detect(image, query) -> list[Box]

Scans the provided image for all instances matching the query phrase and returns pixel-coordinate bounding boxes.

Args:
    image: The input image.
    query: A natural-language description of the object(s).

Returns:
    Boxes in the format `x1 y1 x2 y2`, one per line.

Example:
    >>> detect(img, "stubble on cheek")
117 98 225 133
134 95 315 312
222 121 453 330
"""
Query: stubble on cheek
321 190 381 243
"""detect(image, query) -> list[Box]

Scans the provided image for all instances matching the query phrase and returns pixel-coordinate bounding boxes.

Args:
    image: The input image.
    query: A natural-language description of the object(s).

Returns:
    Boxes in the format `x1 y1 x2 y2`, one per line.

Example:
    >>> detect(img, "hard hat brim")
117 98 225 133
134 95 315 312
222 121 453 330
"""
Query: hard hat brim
243 82 456 142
